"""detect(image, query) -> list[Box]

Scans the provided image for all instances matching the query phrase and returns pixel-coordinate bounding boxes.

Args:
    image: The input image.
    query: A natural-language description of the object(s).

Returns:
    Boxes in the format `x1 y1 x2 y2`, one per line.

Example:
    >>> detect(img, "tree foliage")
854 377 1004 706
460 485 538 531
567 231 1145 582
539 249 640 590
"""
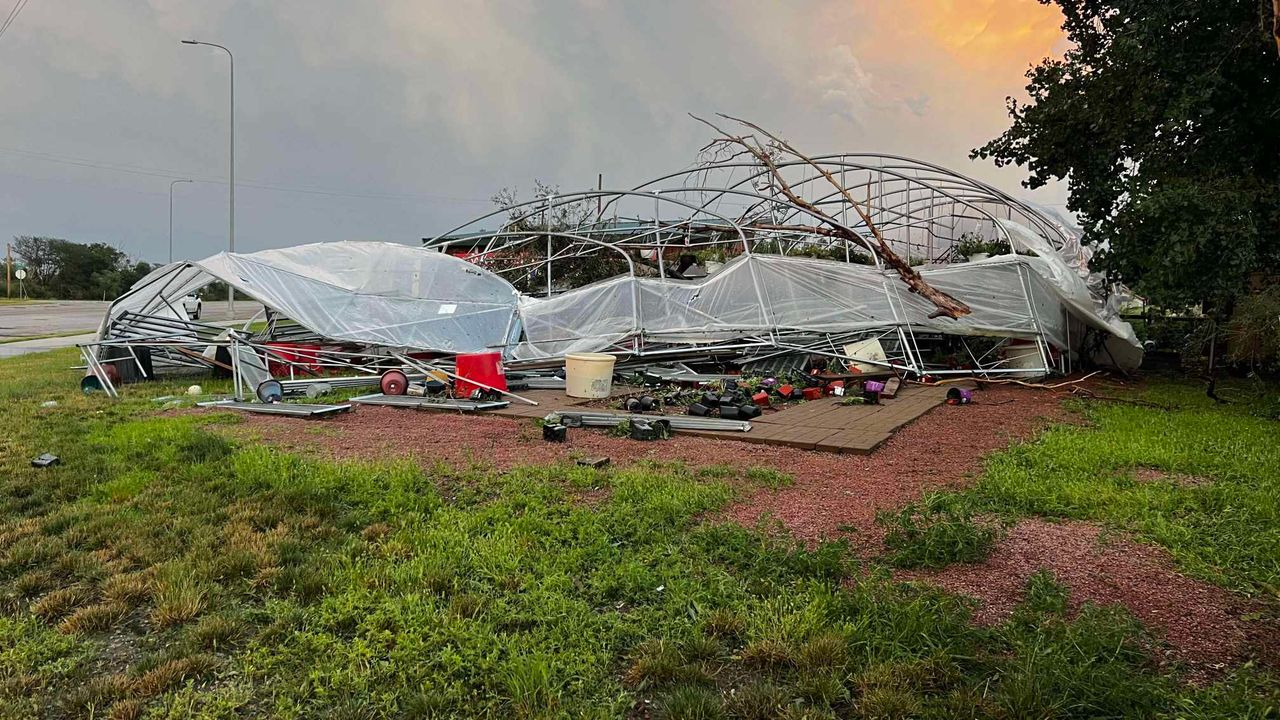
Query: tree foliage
11 236 153 300
975 0 1280 311
482 181 631 294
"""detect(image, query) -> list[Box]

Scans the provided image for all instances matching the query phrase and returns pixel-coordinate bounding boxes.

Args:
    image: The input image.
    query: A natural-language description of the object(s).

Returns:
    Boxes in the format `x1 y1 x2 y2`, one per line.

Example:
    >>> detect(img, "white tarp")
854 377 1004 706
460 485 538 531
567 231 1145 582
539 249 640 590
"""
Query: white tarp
101 241 521 353
512 251 1129 361
102 235 1141 369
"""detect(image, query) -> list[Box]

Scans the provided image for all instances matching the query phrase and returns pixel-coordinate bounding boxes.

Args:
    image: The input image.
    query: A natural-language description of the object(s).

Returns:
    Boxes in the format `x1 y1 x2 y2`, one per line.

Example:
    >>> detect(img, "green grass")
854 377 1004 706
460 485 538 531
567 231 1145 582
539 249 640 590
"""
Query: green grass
0 330 93 345
938 379 1280 596
0 350 1274 717
877 495 999 569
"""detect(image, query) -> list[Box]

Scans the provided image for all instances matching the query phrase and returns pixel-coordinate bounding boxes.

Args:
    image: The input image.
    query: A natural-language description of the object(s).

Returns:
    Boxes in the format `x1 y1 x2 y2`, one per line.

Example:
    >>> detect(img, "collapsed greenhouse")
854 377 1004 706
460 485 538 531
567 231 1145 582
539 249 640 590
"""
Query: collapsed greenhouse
84 152 1141 398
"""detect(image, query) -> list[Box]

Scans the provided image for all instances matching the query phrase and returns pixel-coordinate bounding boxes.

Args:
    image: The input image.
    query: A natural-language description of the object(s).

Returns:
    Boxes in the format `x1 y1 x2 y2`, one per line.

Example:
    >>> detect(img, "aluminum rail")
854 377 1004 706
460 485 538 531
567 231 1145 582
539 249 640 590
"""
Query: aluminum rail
348 394 509 411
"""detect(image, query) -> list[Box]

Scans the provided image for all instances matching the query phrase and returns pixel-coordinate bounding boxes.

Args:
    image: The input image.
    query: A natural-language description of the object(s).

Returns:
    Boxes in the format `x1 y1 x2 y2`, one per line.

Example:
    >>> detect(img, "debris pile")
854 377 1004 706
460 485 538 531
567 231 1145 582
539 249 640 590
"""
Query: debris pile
81 147 1141 442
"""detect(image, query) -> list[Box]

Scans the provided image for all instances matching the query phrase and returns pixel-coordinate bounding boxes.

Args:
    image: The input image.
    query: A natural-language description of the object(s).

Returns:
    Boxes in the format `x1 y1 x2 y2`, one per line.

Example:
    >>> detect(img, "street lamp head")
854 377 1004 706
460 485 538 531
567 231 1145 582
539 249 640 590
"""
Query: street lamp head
181 39 198 45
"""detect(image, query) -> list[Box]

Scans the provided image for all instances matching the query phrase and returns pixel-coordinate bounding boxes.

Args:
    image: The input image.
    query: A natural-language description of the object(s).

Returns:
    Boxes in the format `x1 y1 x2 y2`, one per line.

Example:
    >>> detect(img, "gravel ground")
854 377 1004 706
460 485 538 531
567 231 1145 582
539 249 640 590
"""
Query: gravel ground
719 383 1077 548
229 384 1071 552
219 382 1275 674
898 518 1275 681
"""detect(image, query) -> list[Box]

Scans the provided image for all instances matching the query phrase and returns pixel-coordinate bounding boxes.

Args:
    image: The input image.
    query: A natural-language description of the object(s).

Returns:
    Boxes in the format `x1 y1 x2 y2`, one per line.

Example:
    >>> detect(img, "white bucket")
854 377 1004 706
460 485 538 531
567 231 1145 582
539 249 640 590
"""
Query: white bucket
564 353 616 398
842 338 887 374
1003 340 1048 379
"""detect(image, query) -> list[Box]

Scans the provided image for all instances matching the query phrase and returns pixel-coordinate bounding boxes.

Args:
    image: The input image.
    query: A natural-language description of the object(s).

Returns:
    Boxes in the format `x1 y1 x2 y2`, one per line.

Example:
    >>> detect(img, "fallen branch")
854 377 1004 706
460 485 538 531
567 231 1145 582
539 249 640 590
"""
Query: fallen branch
1069 387 1173 410
920 370 1103 390
691 113 972 320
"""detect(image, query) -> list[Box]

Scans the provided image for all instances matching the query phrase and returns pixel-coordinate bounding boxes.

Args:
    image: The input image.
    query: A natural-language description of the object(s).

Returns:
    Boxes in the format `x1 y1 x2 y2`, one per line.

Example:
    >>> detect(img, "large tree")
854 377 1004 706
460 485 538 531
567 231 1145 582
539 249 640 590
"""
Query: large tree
975 0 1280 312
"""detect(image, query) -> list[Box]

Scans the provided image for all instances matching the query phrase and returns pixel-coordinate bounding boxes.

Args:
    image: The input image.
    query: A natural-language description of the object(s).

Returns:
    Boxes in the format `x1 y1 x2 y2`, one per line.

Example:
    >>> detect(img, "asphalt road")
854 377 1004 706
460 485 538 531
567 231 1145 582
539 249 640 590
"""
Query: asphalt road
0 300 112 338
0 299 263 358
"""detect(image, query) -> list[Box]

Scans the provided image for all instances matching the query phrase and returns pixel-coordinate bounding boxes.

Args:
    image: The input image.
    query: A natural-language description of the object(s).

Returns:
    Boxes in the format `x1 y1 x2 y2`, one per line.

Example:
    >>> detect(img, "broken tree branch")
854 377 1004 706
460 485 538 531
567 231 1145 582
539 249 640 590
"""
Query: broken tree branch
690 113 971 319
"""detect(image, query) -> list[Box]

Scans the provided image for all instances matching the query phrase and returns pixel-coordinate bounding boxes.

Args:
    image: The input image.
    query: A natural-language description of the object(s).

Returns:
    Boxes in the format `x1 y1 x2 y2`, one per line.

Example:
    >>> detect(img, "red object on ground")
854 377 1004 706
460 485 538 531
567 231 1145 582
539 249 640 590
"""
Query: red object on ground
380 370 409 396
802 386 824 400
778 384 795 398
454 351 507 397
265 343 323 376
751 391 770 407
825 380 844 396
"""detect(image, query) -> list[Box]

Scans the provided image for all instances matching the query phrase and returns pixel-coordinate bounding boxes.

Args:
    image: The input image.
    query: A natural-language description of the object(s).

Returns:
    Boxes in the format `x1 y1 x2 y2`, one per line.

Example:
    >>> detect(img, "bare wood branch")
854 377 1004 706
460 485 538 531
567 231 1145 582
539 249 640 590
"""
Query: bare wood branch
690 114 972 319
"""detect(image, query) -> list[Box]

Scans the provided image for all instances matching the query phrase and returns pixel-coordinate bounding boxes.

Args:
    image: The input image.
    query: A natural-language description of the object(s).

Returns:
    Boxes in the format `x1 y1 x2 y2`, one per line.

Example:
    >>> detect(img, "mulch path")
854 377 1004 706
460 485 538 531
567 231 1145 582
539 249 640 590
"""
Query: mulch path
213 381 1276 677
716 383 1079 550
898 518 1276 682
225 384 1069 553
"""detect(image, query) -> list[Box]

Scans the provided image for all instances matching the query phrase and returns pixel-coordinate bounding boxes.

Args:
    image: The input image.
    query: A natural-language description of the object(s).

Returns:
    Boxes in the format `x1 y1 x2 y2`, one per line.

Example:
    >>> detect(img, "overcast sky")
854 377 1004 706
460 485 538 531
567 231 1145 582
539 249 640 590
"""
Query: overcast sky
0 0 1070 264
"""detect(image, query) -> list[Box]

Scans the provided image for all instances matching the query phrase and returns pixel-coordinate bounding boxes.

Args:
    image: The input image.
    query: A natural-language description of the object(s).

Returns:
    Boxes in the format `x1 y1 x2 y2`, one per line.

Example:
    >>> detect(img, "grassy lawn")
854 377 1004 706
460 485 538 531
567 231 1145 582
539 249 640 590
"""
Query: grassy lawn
884 382 1280 597
0 349 1275 718
0 330 95 345
974 382 1280 595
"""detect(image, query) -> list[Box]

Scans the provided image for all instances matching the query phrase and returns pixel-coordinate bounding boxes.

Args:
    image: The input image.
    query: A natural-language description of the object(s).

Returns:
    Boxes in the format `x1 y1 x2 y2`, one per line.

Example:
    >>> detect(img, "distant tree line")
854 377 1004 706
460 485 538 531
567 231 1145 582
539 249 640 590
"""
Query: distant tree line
11 236 154 300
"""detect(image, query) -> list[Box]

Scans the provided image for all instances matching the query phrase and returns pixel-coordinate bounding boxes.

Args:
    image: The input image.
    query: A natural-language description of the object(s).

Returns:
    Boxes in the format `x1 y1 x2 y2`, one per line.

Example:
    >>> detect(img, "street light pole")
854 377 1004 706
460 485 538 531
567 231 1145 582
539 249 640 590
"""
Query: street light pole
182 39 235 318
168 179 192 264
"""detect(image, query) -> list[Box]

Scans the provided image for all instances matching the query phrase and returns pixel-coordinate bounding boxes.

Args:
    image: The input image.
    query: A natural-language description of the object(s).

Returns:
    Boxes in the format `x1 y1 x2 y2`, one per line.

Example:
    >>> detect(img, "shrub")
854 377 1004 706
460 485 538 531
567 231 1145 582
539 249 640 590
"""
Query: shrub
1226 286 1280 371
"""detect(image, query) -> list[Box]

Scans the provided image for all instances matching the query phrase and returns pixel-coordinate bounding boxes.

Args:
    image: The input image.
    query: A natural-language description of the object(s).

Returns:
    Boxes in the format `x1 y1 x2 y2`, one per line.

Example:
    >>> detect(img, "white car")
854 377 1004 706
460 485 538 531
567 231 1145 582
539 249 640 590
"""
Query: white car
180 294 202 320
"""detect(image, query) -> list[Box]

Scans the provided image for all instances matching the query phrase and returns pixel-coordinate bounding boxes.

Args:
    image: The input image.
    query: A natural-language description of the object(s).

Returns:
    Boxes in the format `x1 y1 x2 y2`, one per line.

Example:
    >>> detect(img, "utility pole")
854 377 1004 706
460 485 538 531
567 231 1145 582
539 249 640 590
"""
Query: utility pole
5 243 10 299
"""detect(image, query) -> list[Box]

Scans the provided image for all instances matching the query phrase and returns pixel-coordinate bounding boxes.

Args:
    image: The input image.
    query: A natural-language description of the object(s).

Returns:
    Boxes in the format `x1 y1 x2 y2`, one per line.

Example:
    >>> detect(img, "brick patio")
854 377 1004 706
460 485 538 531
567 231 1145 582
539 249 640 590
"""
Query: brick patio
489 383 952 455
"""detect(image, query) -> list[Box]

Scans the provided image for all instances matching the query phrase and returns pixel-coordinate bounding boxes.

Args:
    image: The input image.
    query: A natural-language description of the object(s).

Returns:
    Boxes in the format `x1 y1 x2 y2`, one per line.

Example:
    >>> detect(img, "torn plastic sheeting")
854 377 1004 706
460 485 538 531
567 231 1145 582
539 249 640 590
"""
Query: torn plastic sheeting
512 253 1071 360
101 241 523 354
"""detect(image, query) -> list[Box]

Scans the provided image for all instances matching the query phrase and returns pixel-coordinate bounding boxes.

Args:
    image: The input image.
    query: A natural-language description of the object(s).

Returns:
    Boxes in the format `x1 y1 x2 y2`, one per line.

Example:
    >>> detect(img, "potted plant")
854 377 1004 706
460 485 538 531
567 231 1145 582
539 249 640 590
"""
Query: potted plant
954 233 1011 262
698 248 728 274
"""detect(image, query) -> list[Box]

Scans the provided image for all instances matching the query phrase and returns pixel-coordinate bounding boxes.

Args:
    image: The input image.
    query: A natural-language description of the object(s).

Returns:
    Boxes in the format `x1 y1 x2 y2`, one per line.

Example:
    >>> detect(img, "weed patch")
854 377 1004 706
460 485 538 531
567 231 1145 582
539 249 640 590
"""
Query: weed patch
877 497 998 569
